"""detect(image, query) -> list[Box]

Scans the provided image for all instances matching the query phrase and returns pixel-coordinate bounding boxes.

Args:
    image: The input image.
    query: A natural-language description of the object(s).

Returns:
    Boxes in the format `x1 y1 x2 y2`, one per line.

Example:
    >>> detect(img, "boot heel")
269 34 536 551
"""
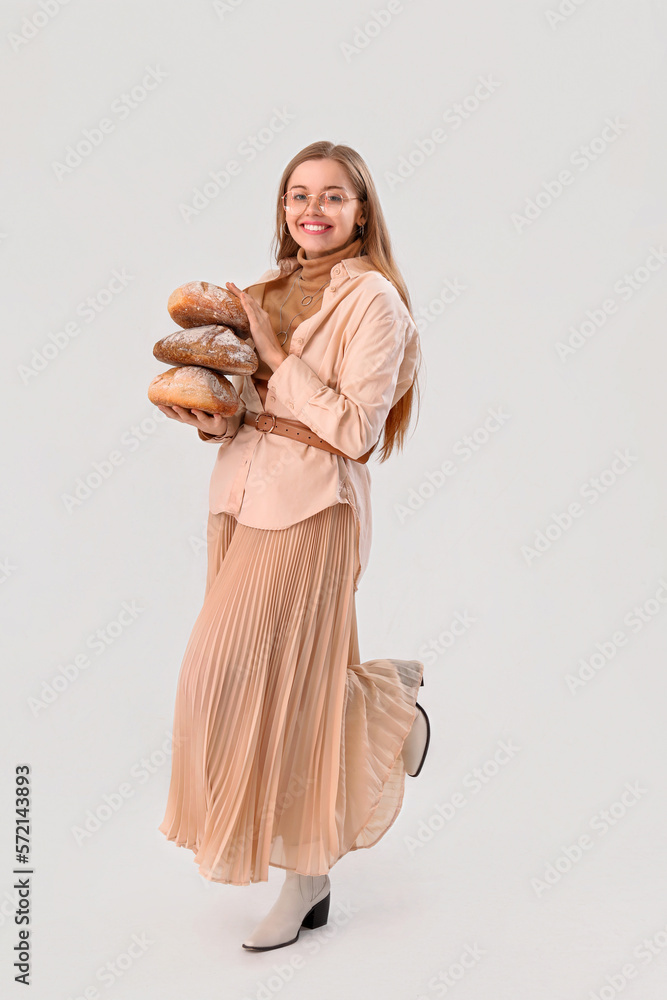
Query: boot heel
301 891 330 930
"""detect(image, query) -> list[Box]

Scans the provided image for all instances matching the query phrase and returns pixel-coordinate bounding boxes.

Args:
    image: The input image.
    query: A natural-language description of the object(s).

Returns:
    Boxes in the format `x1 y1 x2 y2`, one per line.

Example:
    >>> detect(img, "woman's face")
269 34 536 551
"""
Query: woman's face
283 158 366 259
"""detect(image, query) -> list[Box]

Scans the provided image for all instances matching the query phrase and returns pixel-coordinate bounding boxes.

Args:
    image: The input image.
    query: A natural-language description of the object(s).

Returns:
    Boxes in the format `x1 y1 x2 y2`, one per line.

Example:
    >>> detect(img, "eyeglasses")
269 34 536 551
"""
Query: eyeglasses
282 189 361 217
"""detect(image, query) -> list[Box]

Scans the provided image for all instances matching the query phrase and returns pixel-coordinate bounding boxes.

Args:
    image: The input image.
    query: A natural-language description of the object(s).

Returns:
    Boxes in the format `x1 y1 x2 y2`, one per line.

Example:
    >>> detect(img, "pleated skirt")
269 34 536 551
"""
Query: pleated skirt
158 499 424 885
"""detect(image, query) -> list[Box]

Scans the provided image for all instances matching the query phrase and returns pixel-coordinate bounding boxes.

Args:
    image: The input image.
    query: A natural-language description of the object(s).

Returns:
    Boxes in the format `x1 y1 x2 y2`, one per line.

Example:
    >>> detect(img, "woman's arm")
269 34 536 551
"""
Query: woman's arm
265 292 417 461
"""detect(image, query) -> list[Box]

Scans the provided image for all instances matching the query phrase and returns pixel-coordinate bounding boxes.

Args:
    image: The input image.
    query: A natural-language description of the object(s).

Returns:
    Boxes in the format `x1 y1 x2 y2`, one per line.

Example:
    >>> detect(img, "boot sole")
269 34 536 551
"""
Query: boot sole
406 703 430 778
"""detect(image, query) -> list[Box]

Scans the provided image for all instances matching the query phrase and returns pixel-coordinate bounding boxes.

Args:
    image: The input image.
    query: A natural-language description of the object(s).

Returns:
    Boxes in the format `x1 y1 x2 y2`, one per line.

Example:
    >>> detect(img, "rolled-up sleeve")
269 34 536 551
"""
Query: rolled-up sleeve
267 293 412 460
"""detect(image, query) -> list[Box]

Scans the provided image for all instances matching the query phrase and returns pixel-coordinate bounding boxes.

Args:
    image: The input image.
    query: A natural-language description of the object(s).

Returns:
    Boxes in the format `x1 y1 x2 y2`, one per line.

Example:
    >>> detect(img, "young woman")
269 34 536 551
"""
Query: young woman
156 140 431 952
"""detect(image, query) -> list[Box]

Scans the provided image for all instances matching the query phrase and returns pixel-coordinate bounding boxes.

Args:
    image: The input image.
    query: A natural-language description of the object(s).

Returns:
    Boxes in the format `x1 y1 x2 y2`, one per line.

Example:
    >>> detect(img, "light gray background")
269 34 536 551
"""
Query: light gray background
2 0 667 997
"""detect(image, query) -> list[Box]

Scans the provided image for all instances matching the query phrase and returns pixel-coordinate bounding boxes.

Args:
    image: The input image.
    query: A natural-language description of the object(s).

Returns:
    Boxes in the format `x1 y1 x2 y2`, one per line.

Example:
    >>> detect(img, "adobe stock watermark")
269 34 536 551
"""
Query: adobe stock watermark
228 761 322 858
189 308 417 470
217 772 325 885
212 0 245 17
417 943 485 999
404 738 521 855
587 917 667 1000
521 447 638 566
0 557 17 584
238 899 359 1000
555 246 667 360
179 107 296 223
545 0 591 30
27 601 145 717
64 931 153 998
565 577 667 694
70 731 179 846
18 268 135 384
193 557 344 688
417 610 478 666
61 408 168 513
340 0 416 63
187 415 340 523
216 775 317 877
385 75 502 191
0 885 22 929
530 781 648 897
8 0 74 53
511 117 628 233
189 513 221 556
394 405 512 523
52 67 168 180
413 276 469 336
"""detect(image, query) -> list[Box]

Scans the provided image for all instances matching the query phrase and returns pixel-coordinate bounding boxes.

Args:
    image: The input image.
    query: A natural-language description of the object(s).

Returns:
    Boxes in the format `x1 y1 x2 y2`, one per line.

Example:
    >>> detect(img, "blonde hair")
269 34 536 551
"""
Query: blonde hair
269 141 423 463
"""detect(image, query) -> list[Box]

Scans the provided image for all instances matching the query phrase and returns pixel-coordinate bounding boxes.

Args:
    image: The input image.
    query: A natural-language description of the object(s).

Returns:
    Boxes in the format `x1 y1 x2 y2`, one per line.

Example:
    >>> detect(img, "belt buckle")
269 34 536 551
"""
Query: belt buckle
254 411 277 433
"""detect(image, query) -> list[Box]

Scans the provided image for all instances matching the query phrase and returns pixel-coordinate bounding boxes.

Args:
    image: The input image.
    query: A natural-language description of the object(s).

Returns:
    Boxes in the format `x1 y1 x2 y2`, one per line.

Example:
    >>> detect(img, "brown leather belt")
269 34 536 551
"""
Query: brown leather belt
243 410 376 464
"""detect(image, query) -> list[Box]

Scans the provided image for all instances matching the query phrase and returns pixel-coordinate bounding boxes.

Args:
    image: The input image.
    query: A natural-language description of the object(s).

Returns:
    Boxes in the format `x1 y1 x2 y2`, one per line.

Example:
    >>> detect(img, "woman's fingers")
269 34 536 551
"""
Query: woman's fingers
173 404 204 426
155 402 226 434
226 282 256 313
226 282 262 337
190 407 215 425
157 404 180 419
168 404 188 422
156 404 197 426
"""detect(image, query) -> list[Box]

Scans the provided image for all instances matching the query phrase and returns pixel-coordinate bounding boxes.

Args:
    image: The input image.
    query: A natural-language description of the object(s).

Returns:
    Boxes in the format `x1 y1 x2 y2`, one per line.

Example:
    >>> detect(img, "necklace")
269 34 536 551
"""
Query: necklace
277 268 331 344
296 272 329 306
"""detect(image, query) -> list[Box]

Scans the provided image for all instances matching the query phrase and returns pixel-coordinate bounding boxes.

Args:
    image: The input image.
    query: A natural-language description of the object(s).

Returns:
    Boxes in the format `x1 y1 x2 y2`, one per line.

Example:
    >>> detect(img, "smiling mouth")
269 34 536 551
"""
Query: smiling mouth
300 222 333 232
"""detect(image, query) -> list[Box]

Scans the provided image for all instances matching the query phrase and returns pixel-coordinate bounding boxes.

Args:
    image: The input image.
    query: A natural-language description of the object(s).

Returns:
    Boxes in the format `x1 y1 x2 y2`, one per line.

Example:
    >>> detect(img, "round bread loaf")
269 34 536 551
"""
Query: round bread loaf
168 281 251 335
153 325 258 374
148 366 240 415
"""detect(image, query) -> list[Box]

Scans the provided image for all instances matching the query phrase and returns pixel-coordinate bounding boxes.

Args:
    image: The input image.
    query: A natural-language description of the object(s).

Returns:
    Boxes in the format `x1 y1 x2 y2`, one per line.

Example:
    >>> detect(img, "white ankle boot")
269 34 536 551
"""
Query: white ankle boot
242 871 331 951
402 702 430 777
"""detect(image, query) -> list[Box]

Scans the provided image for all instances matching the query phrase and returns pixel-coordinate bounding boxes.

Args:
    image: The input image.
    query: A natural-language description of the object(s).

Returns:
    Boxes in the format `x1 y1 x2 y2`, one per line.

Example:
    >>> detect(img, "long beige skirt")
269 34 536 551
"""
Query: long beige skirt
158 499 424 885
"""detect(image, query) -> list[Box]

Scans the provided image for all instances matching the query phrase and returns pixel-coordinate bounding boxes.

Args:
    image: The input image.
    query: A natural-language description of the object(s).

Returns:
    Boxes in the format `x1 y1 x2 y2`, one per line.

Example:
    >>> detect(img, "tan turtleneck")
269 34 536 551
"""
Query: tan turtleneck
251 236 364 404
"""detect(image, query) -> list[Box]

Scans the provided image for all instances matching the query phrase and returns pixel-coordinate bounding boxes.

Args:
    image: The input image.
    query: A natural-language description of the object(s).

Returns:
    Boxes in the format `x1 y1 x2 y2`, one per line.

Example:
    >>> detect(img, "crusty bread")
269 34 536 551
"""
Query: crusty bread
168 281 251 335
153 325 258 375
148 366 240 415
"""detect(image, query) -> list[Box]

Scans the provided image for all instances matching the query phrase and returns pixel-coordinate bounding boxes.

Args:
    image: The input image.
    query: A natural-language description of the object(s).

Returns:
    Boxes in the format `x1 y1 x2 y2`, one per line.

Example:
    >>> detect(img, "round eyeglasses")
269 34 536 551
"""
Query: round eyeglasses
282 189 361 218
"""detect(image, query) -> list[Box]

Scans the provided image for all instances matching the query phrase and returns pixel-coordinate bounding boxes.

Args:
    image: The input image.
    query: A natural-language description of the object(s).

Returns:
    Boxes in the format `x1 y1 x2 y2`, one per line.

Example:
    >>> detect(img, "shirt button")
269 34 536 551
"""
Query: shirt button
332 265 340 275
294 337 302 344
330 285 337 292
287 400 294 407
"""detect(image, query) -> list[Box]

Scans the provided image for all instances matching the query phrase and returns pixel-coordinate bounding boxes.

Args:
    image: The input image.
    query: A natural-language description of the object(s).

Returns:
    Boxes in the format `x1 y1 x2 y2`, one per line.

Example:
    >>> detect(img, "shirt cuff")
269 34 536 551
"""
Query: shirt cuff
197 428 227 442
266 354 324 419
197 405 245 443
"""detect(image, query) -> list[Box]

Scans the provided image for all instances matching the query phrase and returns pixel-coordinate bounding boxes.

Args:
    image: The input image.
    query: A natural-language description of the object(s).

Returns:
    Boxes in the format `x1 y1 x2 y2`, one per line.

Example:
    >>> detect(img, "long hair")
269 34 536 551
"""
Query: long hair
269 141 423 463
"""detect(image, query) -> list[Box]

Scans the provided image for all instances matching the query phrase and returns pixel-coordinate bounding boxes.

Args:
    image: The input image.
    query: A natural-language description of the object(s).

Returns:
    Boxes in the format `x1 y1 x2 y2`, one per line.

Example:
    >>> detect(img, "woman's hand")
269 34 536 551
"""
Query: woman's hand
156 404 228 437
226 282 287 373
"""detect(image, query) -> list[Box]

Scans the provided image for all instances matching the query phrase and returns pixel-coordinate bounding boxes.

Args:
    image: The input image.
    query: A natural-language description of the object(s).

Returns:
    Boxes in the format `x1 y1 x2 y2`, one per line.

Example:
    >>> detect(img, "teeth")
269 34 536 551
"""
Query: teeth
303 224 330 231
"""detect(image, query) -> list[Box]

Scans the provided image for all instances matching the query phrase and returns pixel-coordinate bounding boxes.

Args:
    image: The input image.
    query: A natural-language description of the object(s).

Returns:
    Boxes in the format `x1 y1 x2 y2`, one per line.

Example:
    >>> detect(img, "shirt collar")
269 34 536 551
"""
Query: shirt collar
247 254 376 295
279 253 374 282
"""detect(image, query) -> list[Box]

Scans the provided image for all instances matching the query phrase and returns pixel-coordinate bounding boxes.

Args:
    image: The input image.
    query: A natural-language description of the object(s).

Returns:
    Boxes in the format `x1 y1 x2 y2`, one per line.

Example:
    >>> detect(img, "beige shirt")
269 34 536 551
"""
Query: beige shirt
199 253 420 591
252 235 365 392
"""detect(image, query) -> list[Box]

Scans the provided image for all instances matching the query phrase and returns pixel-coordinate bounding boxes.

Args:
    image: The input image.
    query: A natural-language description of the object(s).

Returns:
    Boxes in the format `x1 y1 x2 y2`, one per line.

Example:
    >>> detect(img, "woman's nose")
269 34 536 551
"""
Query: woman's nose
301 193 324 215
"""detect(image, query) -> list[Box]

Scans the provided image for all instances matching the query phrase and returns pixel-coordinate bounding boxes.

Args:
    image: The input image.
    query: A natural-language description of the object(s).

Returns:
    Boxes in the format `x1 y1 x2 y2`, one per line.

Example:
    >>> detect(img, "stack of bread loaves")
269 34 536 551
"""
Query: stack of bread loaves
148 281 258 415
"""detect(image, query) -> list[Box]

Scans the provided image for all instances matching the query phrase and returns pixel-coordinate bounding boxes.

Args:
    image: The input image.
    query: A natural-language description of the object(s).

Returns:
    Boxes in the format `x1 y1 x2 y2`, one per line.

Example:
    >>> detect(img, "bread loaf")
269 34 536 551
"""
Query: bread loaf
153 325 258 375
148 366 240 415
168 281 251 335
